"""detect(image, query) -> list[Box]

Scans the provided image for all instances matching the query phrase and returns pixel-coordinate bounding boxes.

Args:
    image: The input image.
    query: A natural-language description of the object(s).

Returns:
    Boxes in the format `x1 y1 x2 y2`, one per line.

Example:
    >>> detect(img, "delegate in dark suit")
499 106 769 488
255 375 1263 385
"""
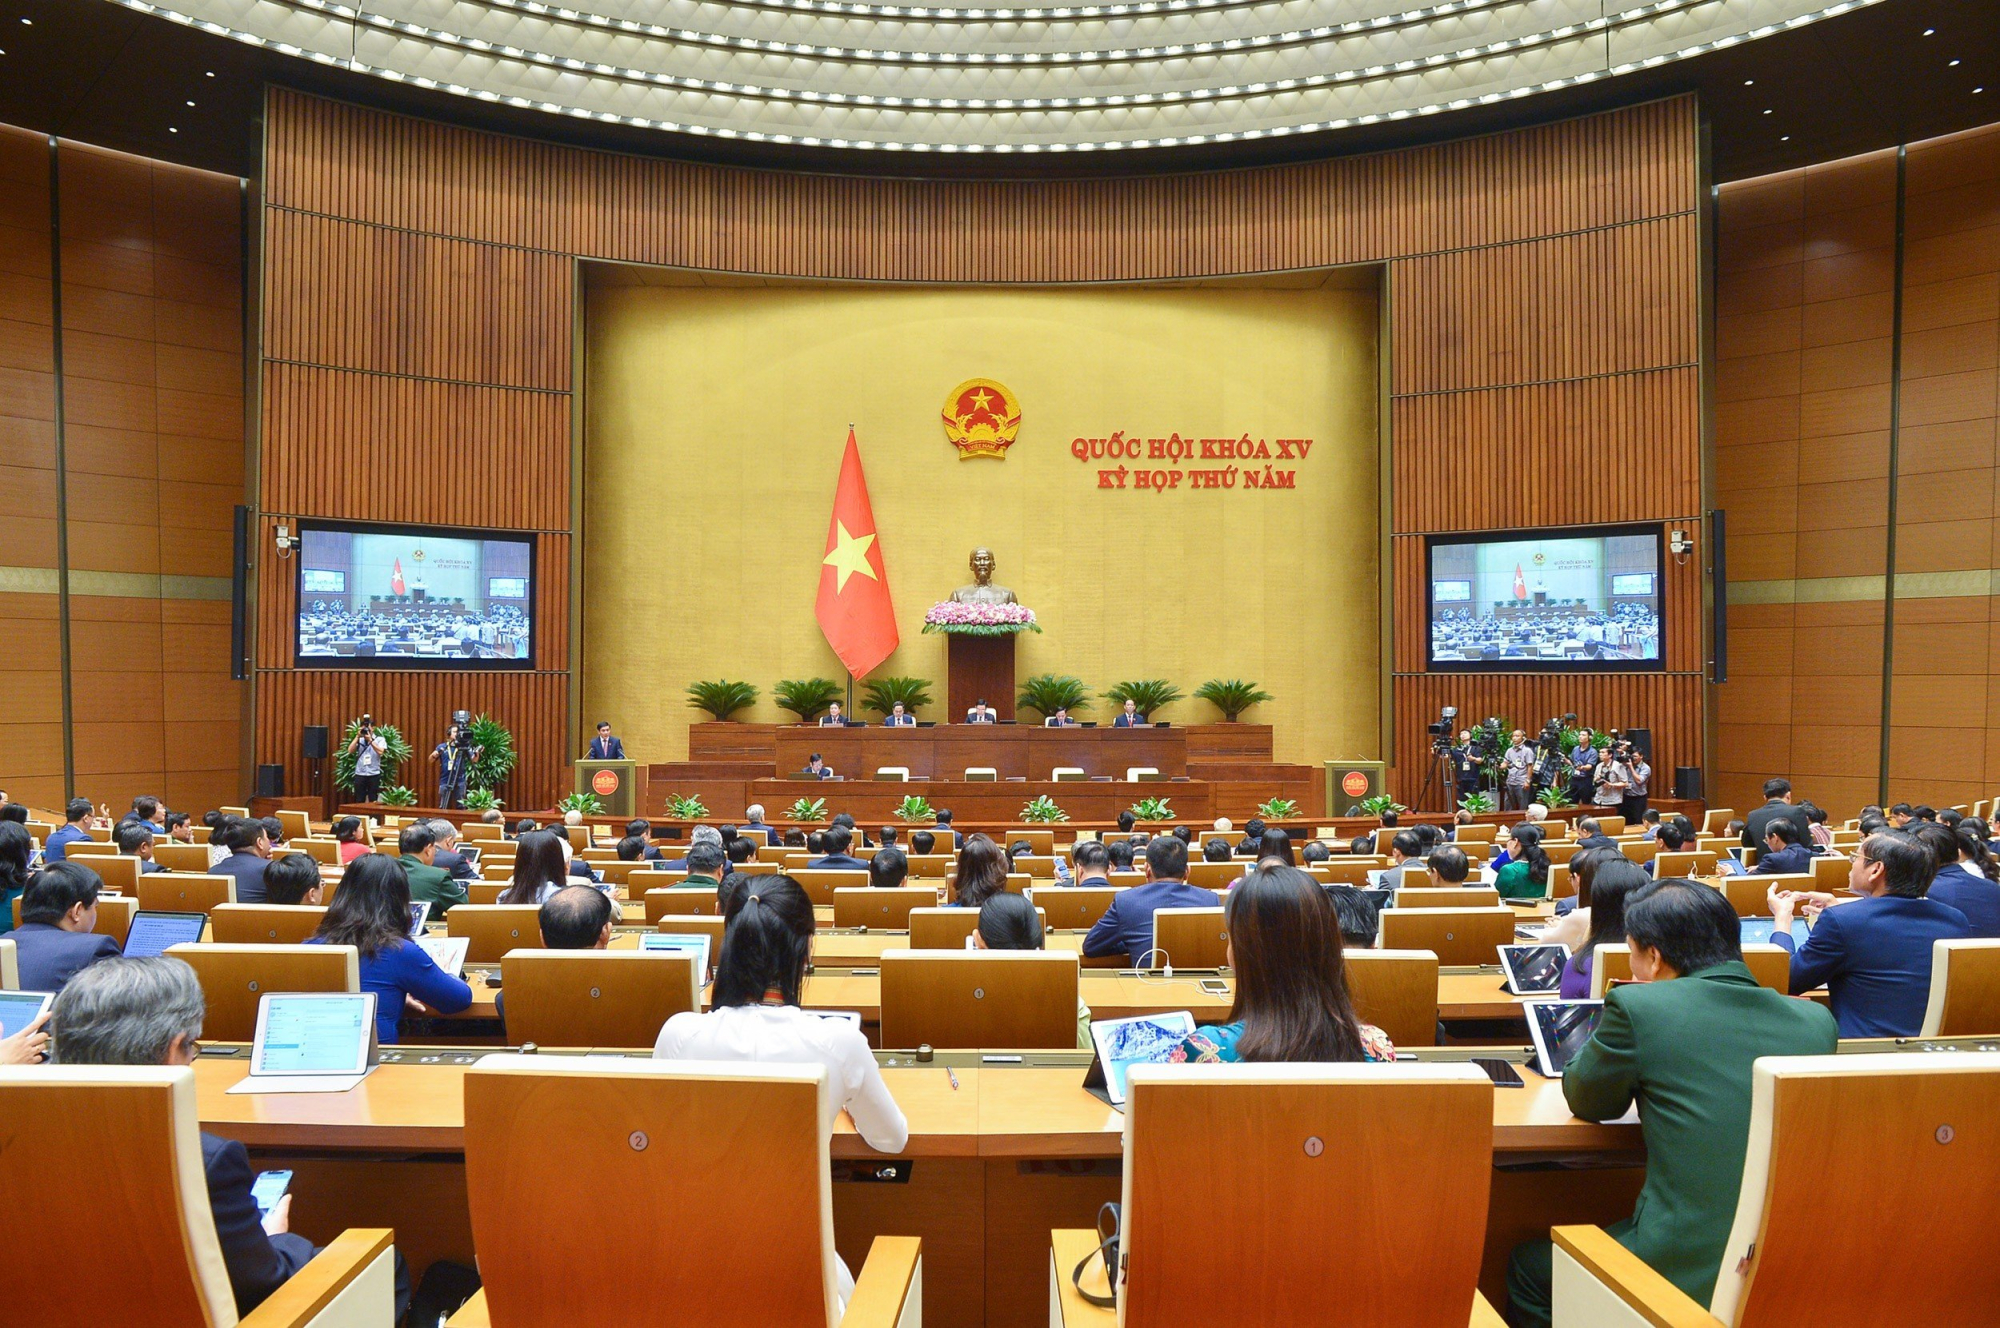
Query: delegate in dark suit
202 1132 317 1314
1507 962 1837 1324
430 848 479 881
210 849 272 905
1743 798 1812 850
1081 878 1217 966
11 921 121 993
1574 832 1620 855
586 734 626 760
809 854 870 870
1775 894 1969 1037
1112 712 1148 728
1927 863 2000 938
884 714 917 727
1751 842 1813 875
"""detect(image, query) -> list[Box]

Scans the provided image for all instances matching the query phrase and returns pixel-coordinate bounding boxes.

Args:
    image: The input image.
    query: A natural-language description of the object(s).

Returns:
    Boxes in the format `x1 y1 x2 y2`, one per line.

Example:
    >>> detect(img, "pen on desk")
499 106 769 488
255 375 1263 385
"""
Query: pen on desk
947 1068 959 1091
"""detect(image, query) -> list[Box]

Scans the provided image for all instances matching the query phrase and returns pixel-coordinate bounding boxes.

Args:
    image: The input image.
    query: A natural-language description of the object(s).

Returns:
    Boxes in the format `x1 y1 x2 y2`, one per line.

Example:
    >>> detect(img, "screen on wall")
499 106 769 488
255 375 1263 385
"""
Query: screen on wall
294 521 534 668
1426 524 1663 672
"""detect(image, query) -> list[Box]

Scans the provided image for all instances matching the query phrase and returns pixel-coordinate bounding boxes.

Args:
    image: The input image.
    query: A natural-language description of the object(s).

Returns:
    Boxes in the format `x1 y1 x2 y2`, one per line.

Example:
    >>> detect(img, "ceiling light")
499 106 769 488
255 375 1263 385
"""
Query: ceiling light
1780 135 1790 141
1976 87 1986 94
1922 27 1934 36
1949 59 1960 66
205 70 215 77
169 127 179 133
1762 108 1773 114
185 99 196 106
1743 79 1753 86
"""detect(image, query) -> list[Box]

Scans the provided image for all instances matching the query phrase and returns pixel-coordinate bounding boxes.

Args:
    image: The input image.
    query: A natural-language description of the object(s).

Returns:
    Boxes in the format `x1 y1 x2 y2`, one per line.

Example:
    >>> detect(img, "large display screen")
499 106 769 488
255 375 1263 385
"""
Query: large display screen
1426 524 1663 671
295 521 534 668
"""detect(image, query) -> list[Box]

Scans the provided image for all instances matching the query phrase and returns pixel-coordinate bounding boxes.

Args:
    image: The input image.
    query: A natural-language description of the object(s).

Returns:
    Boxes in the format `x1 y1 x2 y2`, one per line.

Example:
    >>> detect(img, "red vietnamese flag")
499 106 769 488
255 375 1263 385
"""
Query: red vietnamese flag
815 429 900 677
391 558 407 596
1513 564 1527 600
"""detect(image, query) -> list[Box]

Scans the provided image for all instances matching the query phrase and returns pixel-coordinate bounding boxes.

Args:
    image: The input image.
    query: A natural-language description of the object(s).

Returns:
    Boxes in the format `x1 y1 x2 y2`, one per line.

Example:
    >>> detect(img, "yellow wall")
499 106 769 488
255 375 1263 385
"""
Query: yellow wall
582 278 1381 764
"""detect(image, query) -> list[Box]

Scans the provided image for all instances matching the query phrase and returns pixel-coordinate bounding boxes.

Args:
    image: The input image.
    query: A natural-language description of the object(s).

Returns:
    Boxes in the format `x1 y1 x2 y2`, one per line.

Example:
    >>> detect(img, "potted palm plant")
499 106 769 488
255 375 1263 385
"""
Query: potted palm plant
1017 674 1091 718
1106 679 1183 721
773 677 844 722
861 675 934 719
1193 679 1273 722
685 679 759 721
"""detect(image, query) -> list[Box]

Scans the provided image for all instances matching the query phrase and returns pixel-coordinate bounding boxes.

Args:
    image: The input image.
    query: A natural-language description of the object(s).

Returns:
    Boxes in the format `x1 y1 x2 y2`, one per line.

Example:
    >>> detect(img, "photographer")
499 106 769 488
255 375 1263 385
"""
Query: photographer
1622 744 1651 823
347 715 387 803
432 720 482 810
1593 742 1634 814
1501 729 1534 811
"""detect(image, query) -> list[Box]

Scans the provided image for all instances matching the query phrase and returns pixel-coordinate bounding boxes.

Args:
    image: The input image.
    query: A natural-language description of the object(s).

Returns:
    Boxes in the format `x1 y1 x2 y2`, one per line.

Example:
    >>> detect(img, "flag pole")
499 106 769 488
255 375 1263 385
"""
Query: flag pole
844 423 859 719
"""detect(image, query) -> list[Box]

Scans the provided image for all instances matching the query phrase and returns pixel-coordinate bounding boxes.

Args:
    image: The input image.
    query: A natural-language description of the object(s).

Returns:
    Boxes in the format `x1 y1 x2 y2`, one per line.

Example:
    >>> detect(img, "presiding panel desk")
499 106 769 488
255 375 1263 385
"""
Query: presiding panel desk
189 1038 1963 1328
774 724 1186 781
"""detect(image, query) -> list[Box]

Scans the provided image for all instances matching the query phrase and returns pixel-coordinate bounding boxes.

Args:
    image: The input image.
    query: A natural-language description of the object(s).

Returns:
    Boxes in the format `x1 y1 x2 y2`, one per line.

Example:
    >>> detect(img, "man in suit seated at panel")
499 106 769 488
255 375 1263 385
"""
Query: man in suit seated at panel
965 699 998 724
1506 879 1836 1327
1112 699 1147 727
800 753 836 780
12 862 122 994
1081 836 1214 968
50 956 412 1318
819 702 848 727
1044 706 1077 728
1767 829 1970 1038
884 703 917 727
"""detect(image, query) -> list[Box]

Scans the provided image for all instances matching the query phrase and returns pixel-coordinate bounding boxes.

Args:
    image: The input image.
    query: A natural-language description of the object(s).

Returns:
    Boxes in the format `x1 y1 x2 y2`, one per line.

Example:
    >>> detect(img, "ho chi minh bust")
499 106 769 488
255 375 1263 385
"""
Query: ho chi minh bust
950 548 1018 605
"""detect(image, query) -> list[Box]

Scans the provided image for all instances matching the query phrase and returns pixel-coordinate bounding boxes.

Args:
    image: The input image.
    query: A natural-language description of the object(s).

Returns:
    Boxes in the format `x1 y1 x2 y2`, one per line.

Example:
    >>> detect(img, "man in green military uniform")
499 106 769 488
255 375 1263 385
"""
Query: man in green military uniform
398 822 468 918
1507 878 1837 1326
671 840 726 891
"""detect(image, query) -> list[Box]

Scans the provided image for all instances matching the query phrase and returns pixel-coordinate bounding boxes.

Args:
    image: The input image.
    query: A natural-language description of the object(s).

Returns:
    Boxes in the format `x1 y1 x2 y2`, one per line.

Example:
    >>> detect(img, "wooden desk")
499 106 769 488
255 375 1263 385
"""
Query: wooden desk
775 726 1188 782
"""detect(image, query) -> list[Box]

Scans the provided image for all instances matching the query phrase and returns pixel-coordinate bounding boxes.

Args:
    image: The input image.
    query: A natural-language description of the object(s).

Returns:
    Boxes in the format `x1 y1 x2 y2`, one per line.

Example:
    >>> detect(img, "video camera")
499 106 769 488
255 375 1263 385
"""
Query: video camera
1425 705 1460 755
450 708 477 749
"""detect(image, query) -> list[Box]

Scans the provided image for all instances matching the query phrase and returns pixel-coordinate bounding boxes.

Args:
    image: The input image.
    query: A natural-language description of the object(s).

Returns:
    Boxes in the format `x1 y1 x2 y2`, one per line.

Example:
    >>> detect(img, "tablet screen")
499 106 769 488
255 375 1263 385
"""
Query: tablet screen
1499 944 1569 995
1526 1001 1604 1078
121 911 207 959
640 932 712 978
409 902 431 937
1739 918 1810 947
0 991 52 1039
1089 1011 1197 1105
253 994 373 1075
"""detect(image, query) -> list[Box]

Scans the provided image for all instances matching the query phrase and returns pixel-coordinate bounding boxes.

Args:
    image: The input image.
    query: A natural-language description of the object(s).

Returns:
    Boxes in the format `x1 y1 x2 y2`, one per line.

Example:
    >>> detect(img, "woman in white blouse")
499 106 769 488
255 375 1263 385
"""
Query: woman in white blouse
653 874 908 1303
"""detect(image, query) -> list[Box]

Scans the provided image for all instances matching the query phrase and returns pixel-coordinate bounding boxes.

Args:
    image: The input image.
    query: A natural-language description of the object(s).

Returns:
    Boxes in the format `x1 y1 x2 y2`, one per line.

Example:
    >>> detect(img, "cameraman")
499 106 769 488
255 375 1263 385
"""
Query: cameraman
432 723 482 810
1565 728 1601 805
1451 730 1480 800
1592 742 1634 815
1622 744 1652 823
347 716 387 803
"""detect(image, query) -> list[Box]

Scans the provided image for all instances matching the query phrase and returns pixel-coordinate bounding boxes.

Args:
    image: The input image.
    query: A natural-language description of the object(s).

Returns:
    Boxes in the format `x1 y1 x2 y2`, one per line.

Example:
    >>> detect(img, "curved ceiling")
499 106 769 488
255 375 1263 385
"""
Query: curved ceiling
113 0 1885 152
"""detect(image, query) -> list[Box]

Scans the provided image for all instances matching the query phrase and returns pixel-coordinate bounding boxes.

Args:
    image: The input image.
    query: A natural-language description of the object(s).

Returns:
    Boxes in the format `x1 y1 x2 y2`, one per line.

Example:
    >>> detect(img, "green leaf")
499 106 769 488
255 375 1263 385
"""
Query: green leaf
1256 797 1300 820
464 713 517 794
1105 679 1184 718
1359 794 1408 817
332 720 413 793
1020 795 1070 824
557 791 604 815
773 677 845 721
379 785 419 807
860 675 935 718
461 788 504 813
786 796 828 823
1534 786 1576 810
685 679 759 721
1016 673 1091 717
1130 796 1174 822
894 794 936 823
1192 679 1273 722
1458 791 1496 814
664 794 709 819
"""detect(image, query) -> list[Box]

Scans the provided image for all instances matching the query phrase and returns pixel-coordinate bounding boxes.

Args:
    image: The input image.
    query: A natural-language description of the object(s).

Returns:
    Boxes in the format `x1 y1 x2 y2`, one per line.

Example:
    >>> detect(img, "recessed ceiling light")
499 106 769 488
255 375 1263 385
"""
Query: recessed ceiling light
1780 135 1790 142
19 16 29 23
1922 27 1934 36
1976 87 1986 95
205 71 215 77
1762 108 1773 115
185 99 196 106
168 127 179 133
1949 59 1961 67
1743 79 1754 86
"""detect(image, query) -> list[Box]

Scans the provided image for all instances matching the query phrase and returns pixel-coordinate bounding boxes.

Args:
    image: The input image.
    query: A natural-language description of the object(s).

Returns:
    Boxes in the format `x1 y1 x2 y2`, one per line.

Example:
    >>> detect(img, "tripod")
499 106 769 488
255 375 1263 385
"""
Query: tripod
1414 745 1458 815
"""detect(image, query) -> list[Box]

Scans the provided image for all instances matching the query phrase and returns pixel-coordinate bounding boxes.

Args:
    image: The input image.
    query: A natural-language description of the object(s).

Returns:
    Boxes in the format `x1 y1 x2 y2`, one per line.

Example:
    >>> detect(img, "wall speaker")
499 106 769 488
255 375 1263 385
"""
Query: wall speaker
1673 766 1703 801
302 725 329 760
254 764 285 798
1622 727 1653 760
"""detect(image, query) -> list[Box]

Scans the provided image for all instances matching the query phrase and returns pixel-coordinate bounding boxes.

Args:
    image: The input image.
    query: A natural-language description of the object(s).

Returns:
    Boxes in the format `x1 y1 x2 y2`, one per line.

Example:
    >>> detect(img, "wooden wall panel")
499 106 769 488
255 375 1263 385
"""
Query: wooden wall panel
261 87 1705 811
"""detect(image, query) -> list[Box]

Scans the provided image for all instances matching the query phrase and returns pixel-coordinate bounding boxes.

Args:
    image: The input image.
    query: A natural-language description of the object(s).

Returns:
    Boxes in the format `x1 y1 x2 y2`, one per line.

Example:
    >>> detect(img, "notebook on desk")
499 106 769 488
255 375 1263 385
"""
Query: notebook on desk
224 992 378 1095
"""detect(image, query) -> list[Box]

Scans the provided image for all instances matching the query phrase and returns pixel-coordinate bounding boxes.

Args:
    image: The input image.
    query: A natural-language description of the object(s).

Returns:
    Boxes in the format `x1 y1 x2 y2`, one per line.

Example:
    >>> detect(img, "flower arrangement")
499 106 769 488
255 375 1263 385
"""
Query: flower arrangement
921 601 1042 635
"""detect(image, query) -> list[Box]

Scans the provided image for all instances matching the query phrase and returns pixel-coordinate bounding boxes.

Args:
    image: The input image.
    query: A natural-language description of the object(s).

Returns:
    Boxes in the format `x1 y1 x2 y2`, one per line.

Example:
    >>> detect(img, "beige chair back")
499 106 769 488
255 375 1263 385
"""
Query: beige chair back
0 938 14 989
656 916 728 949
1030 886 1119 930
905 906 1047 950
88 854 142 894
1379 908 1516 967
1116 1064 1492 1325
1453 824 1499 844
499 950 702 1048
276 809 312 841
447 905 545 964
151 842 213 872
1719 874 1811 917
832 887 935 930
208 904 328 946
1151 906 1230 969
1394 887 1501 910
138 873 237 916
878 949 1079 1048
1185 861 1248 890
1702 807 1737 835
295 838 343 866
1654 850 1718 879
645 887 721 922
463 1058 844 1326
1811 854 1850 890
792 869 869 907
166 943 359 1042
904 854 954 878
1344 950 1440 1048
1921 939 2000 1038
1620 839 1661 865
1707 1054 2000 1326
66 839 117 856
1549 862 1574 900
462 821 503 841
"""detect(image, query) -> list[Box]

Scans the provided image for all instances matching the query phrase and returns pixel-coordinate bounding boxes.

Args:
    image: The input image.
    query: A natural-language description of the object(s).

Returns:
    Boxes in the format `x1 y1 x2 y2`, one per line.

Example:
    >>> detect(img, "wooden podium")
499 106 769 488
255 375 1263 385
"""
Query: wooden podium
947 634 1016 722
575 759 643 818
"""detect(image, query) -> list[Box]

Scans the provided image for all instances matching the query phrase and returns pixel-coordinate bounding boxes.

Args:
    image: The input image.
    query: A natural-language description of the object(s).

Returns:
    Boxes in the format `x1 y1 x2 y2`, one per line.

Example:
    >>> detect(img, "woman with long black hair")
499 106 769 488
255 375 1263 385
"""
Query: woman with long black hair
308 854 471 1044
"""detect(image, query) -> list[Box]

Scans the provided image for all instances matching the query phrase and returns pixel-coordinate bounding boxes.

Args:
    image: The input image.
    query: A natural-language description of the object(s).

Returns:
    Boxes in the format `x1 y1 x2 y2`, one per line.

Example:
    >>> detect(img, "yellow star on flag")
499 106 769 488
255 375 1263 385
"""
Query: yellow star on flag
822 519 880 593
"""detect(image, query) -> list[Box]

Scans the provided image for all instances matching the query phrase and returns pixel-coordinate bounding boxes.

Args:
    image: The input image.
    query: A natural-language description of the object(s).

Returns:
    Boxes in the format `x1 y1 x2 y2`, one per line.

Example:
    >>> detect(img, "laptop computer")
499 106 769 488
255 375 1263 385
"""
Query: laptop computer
1524 1000 1605 1079
120 911 209 959
224 992 378 1095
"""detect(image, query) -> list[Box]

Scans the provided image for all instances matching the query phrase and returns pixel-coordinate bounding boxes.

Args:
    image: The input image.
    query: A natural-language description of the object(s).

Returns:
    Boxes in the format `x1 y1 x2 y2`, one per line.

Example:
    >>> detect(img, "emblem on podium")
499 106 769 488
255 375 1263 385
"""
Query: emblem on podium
941 379 1022 460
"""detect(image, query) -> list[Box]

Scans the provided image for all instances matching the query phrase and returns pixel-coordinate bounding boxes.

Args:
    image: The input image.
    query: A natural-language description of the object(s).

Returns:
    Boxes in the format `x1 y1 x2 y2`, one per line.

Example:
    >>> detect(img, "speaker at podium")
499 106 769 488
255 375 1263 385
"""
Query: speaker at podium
575 759 643 818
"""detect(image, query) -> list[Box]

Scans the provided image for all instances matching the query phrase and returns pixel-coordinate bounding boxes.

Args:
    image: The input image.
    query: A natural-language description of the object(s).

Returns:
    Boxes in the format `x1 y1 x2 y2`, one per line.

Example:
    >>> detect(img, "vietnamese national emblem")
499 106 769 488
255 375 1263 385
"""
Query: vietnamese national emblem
941 379 1022 460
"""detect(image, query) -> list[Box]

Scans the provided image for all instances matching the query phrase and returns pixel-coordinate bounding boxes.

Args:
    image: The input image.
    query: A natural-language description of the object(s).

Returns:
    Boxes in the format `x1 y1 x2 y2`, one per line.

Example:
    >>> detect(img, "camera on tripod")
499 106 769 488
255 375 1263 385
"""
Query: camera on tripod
1425 705 1460 755
451 708 477 749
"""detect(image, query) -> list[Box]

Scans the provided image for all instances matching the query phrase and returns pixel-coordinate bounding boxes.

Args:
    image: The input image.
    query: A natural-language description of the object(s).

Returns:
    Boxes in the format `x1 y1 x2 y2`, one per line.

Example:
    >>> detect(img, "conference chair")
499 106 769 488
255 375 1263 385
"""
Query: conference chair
467 882 509 905
1345 950 1441 1047
1030 886 1120 930
448 905 544 964
1379 908 1516 967
905 905 1049 950
1716 874 1812 917
1051 1063 1500 1327
833 887 934 930
1919 938 2000 1037
498 950 702 1047
1011 830 1056 856
1551 1052 2000 1327
1542 842 1581 867
1395 887 1502 910
1619 839 1660 866
874 767 910 781
655 915 727 948
165 943 360 1043
965 766 998 781
878 949 1079 1048
1652 850 1717 879
1004 872 1034 895
757 844 792 863
1810 854 1850 890
794 869 870 907
1009 855 1058 880
627 869 690 895
88 854 145 894
0 1065 396 1328
152 841 213 872
294 838 343 867
1186 861 1248 890
452 1058 922 1328
1590 943 1790 997
219 805 250 818
1457 841 1495 863
276 809 313 841
138 873 237 916
1454 824 1500 845
1701 807 1737 835
1323 860 1382 886
65 839 117 857
1548 863 1574 900
462 821 504 841
592 859 655 886
902 853 953 878
1593 816 1626 835
0 937 13 988
1124 767 1161 782
1052 766 1087 781
563 825 591 851
645 887 721 922
209 904 329 946
1151 906 1229 969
